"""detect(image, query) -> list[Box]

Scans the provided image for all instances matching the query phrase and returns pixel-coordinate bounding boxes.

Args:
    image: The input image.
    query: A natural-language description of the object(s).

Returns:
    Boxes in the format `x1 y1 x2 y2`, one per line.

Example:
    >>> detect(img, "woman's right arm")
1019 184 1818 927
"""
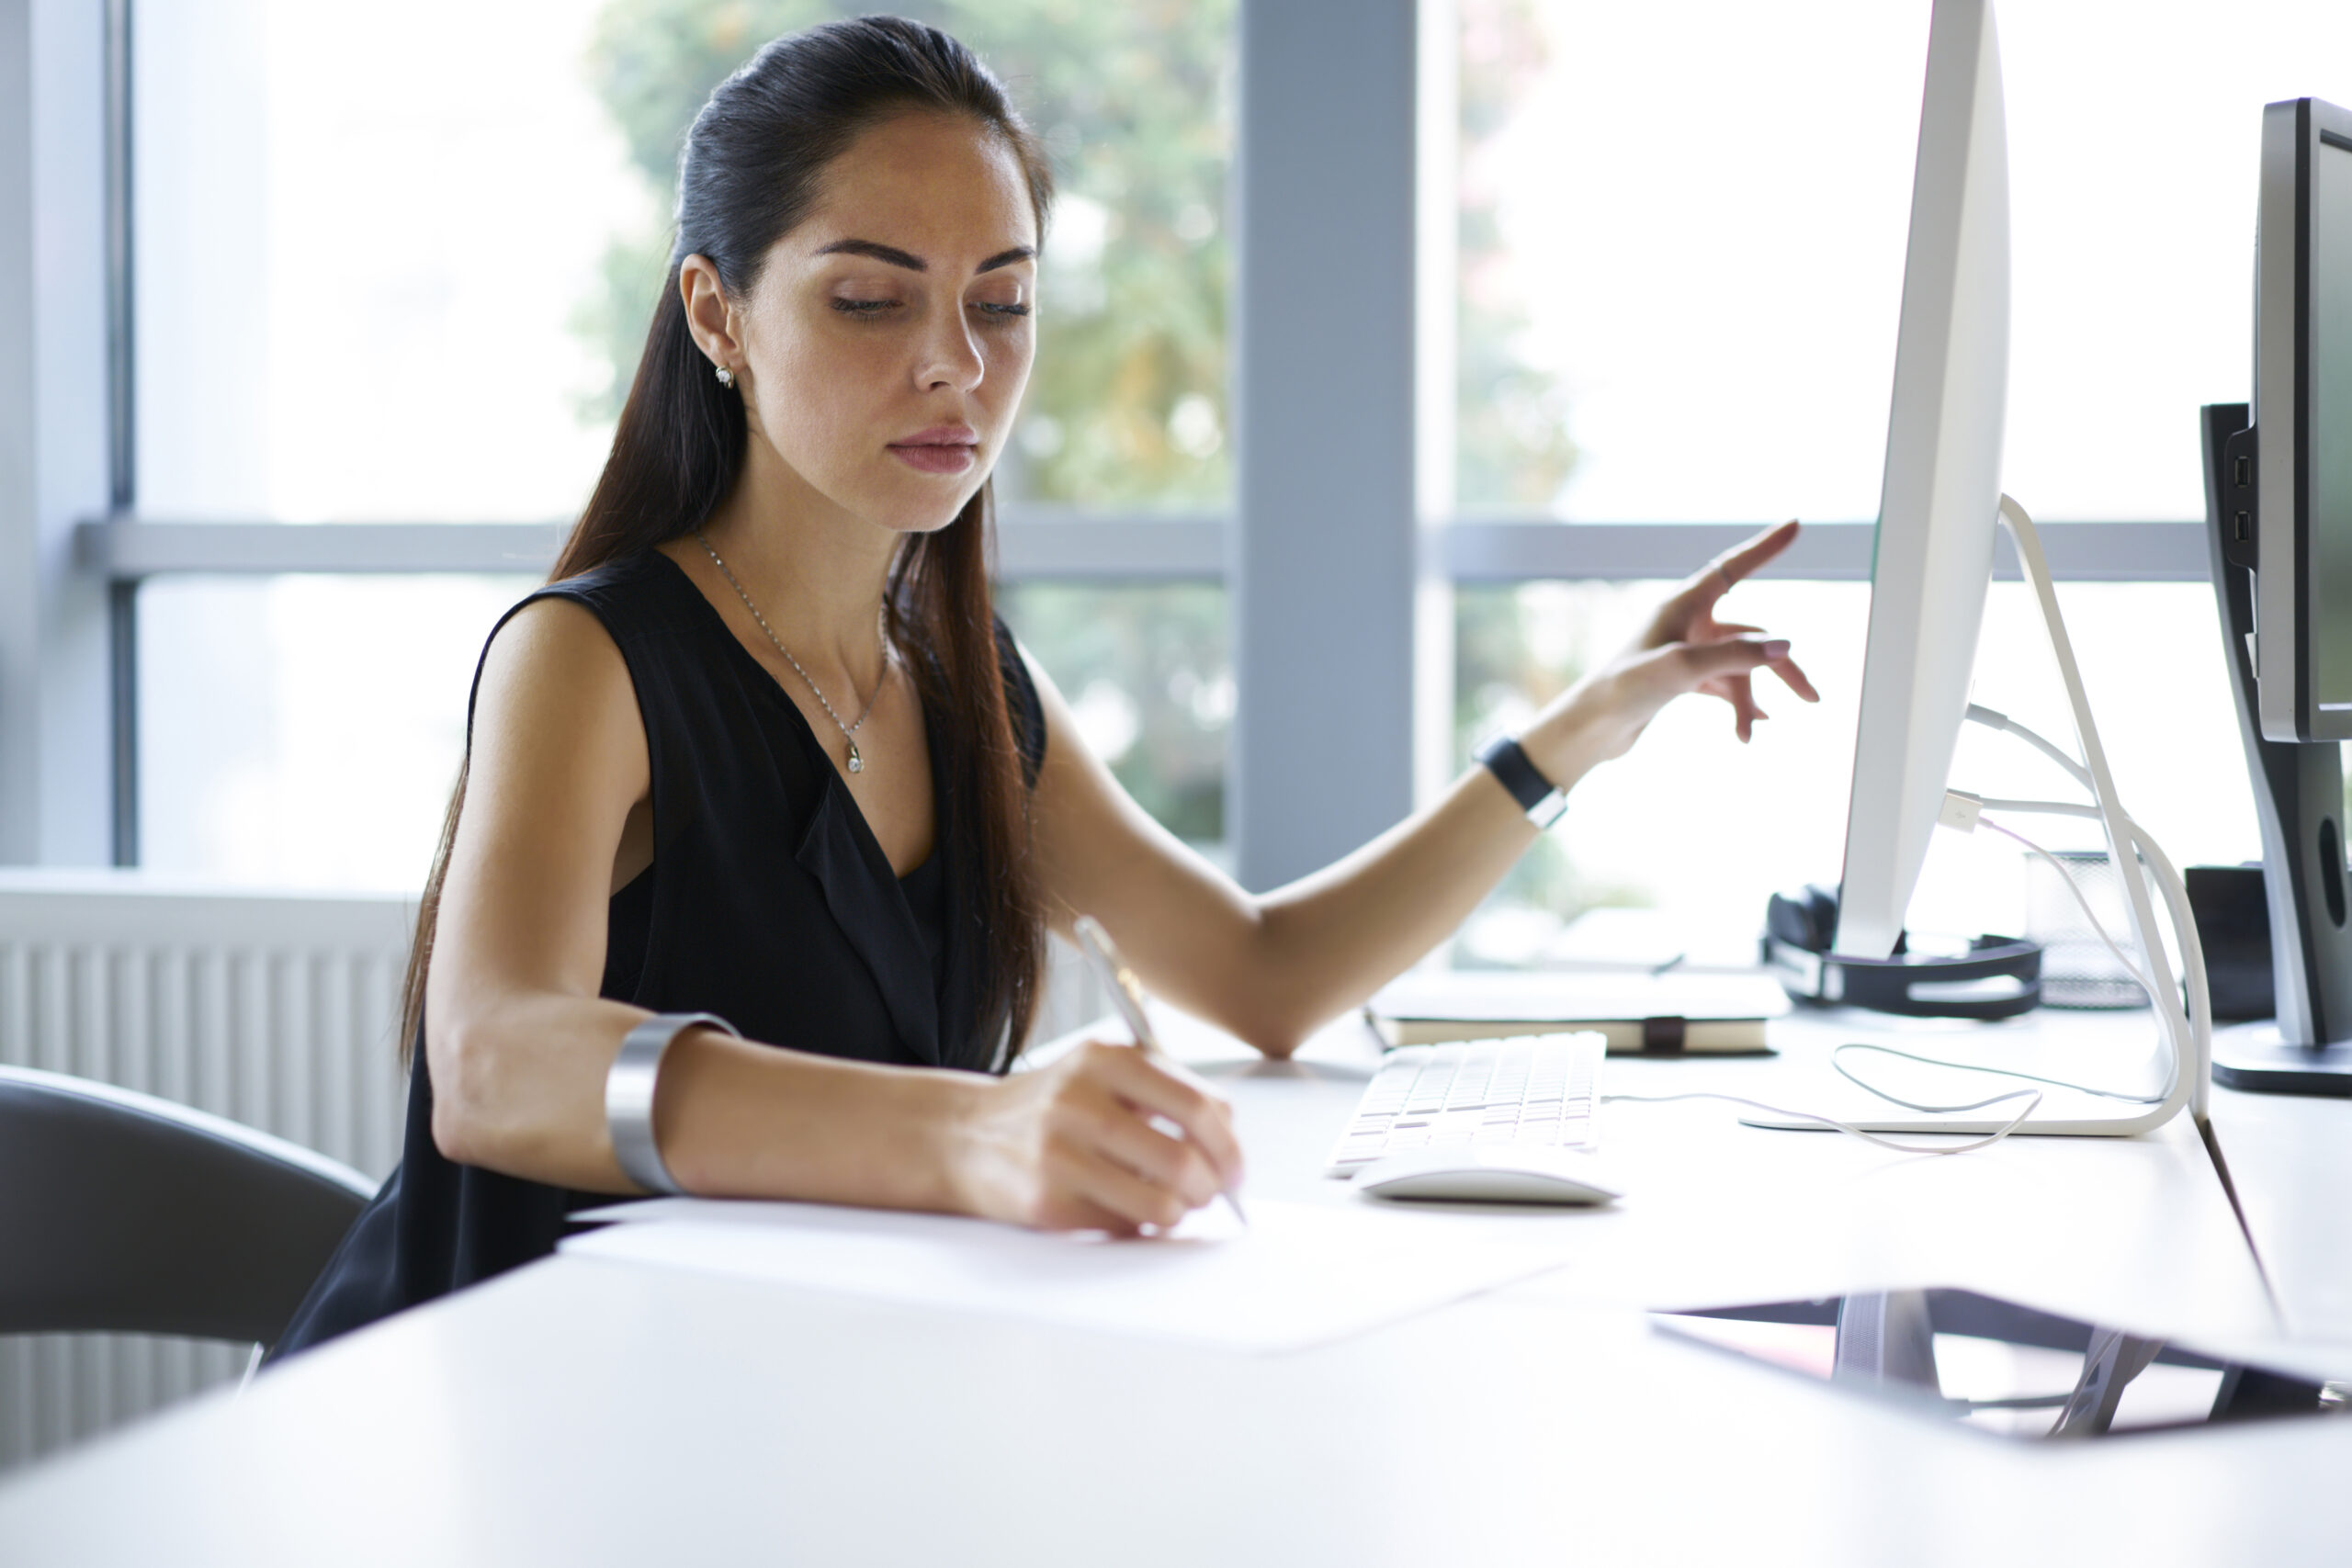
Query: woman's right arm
425 598 1238 1233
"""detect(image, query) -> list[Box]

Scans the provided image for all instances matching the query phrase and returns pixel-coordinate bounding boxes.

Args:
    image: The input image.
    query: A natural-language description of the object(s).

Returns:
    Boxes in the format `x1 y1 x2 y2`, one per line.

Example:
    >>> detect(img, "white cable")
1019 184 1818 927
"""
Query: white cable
1971 795 2098 819
1974 815 2159 997
1600 1088 2043 1155
2110 816 2213 1112
1966 704 2095 791
1706 706 2207 1147
1961 704 2211 1083
1819 810 2187 1116
1831 1042 2165 1108
1966 792 2211 1099
1627 707 2207 1155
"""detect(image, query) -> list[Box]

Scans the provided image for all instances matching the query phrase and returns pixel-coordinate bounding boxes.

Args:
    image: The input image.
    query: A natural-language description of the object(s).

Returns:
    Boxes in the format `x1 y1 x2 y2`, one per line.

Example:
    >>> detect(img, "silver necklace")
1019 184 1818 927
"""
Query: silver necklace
695 532 886 774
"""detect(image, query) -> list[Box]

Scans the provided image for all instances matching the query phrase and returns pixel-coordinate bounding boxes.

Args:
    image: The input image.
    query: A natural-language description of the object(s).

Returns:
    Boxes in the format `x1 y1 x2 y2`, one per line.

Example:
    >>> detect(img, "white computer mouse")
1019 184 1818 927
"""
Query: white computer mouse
1352 1146 1624 1206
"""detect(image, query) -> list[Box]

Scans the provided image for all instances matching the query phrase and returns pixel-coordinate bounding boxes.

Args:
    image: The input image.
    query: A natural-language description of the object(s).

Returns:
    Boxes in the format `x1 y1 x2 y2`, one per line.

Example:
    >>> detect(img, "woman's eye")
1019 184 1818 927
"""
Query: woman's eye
973 301 1031 320
830 298 900 317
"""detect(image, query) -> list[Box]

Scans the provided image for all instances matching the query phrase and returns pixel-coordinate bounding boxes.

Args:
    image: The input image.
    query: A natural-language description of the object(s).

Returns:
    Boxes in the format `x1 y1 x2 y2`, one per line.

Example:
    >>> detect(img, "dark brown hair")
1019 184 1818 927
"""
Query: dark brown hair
401 16 1053 1074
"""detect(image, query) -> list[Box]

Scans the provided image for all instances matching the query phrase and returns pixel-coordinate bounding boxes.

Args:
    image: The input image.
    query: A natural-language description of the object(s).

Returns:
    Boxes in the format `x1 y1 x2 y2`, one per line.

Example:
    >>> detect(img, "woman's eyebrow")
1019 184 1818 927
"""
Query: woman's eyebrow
813 239 1035 276
816 238 927 271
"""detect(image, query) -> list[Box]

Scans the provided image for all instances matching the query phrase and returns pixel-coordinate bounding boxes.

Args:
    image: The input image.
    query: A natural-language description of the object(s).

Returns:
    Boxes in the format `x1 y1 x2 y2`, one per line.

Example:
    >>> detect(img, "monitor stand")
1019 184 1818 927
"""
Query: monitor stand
1747 494 2207 1138
2200 402 2352 1096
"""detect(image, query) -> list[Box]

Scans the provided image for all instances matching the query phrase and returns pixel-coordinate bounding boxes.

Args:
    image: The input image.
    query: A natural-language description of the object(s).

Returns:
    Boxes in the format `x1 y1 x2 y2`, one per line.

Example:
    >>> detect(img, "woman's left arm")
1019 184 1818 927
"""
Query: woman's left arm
1028 521 1819 1056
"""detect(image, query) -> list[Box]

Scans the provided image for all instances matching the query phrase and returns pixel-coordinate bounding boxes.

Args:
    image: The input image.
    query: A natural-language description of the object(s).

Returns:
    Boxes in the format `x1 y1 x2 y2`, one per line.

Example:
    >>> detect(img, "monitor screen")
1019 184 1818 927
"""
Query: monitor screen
2311 130 2352 719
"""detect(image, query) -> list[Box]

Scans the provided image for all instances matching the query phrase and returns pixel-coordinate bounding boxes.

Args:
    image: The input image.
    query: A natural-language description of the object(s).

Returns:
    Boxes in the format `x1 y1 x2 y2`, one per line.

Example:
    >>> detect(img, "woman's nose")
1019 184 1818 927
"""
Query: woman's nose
916 307 985 392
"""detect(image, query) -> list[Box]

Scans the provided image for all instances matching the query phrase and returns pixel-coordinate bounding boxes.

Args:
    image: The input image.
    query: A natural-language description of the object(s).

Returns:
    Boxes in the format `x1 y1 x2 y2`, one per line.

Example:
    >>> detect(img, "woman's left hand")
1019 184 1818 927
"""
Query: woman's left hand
1524 519 1822 783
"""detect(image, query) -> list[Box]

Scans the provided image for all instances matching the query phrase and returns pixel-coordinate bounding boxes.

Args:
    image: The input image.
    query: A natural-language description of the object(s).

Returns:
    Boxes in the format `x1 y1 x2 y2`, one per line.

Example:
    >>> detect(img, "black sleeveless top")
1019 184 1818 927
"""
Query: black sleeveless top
274 550 1046 1357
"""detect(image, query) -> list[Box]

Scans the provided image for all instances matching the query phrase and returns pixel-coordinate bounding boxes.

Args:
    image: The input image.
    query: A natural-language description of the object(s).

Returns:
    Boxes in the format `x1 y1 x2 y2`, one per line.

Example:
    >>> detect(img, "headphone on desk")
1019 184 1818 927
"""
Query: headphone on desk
1761 884 2044 1021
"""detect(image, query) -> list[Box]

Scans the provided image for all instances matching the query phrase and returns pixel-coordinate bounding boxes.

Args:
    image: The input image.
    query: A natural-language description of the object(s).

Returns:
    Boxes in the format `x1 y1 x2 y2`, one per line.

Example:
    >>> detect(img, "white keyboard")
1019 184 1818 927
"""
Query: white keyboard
1325 1032 1607 1178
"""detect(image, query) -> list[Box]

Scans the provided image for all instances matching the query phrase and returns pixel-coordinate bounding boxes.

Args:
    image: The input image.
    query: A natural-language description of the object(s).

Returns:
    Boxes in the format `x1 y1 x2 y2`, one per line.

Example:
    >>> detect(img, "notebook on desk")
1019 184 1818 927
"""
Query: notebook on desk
1365 969 1787 1054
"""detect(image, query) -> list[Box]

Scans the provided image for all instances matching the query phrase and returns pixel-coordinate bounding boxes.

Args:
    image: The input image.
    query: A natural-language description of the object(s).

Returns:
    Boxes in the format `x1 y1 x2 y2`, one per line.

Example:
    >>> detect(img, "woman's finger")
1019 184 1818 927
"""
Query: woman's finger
1768 651 1822 704
1656 521 1799 636
1078 1087 1221 1206
1715 671 1759 742
1087 1044 1245 1192
1654 567 1730 634
1058 1139 1195 1232
1670 636 1788 691
1712 518 1802 587
1035 1190 1145 1238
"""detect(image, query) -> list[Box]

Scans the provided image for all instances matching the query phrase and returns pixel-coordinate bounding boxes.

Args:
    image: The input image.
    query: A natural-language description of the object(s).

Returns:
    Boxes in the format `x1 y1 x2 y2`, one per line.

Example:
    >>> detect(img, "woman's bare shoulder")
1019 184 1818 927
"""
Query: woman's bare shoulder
469 595 646 786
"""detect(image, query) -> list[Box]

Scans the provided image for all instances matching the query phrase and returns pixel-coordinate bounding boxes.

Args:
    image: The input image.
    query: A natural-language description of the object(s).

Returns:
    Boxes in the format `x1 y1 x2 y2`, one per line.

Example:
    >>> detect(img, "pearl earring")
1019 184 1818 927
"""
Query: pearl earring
715 365 735 389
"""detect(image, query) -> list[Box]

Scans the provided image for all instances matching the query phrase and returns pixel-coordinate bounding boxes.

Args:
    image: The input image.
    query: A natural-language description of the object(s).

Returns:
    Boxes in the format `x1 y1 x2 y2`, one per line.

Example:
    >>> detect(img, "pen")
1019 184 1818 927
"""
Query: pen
1070 915 1249 1227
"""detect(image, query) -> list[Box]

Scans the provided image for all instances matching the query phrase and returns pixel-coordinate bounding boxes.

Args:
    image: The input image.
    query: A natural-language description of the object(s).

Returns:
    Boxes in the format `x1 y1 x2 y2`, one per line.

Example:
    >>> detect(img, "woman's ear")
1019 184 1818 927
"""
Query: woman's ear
679 254 741 376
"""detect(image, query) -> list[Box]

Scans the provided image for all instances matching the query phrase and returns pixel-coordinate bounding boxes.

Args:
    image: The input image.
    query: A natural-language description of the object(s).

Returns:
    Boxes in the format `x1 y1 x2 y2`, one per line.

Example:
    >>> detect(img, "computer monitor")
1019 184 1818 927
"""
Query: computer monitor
2255 97 2352 747
1829 0 2009 962
1748 0 2202 1135
2200 96 2352 1094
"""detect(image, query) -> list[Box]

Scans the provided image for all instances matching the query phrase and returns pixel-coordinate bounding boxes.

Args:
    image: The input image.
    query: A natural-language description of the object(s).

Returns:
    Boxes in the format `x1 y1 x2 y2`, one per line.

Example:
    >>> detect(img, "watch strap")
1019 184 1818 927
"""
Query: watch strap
1476 734 1567 829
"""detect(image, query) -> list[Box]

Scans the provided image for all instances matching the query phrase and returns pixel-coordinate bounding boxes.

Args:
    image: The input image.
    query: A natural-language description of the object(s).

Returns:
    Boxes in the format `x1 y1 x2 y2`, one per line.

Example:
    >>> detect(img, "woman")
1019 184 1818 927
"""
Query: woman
277 16 1814 1354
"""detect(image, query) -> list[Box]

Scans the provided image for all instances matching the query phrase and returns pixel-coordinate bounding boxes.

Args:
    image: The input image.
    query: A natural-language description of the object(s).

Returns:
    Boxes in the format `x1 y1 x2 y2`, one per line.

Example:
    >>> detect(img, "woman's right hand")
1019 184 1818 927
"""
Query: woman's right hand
944 1039 1244 1236
1523 519 1820 783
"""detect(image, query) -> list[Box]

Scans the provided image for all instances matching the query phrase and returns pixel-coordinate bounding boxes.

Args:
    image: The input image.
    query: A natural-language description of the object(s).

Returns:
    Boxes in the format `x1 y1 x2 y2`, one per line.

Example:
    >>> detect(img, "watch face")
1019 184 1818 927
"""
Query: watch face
1652 1288 2351 1442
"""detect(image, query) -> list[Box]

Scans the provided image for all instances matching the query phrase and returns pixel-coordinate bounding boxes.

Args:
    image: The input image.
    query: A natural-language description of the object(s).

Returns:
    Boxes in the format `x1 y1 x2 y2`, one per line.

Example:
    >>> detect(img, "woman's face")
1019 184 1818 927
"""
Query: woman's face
703 111 1039 536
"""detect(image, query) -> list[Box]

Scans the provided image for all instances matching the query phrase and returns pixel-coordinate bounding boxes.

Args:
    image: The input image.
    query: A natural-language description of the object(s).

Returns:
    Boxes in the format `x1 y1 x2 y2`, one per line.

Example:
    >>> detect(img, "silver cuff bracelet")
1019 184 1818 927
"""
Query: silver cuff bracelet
605 1011 740 1196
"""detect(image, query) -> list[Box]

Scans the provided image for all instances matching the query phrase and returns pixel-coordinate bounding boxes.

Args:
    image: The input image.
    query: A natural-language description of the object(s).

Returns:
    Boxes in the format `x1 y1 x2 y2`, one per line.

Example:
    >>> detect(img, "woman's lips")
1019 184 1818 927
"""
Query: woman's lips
888 440 978 475
888 426 979 476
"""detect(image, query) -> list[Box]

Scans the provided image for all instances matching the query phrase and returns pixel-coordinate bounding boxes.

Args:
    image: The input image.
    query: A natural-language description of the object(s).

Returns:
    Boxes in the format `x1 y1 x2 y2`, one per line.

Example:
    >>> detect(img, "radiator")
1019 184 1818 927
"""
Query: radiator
0 873 412 1474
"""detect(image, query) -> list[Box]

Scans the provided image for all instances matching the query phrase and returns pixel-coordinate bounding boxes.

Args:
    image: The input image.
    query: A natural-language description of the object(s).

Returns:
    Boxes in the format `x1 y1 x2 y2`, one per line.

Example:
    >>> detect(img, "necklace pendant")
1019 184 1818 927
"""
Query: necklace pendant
846 739 864 774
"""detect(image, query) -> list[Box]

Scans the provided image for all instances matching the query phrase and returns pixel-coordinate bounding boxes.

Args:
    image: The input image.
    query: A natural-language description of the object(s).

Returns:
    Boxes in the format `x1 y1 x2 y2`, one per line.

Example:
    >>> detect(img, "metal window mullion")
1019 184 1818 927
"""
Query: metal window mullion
74 515 2209 584
1441 520 2212 584
107 579 138 866
103 0 132 515
104 0 136 866
1232 0 1426 891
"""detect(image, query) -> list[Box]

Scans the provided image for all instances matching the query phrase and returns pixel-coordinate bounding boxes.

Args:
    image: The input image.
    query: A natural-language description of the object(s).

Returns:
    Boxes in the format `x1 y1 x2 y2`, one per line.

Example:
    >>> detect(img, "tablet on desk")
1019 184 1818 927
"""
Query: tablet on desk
1651 1288 2351 1441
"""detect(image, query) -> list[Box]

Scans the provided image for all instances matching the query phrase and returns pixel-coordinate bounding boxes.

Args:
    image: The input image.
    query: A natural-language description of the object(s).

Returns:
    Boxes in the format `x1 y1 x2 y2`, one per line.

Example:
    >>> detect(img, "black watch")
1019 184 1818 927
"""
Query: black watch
1476 734 1567 829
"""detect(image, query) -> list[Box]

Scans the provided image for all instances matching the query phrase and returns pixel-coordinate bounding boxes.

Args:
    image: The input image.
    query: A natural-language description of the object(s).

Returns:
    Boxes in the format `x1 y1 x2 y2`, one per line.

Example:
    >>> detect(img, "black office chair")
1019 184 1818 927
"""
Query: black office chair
0 1064 377 1348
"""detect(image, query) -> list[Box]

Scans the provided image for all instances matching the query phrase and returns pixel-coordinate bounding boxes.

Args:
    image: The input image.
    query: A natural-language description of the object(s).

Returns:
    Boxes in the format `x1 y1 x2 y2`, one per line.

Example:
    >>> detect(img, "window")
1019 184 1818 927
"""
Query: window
138 576 535 886
1447 0 2346 954
1456 0 2352 523
92 0 2299 927
1453 579 2257 964
133 0 640 523
1000 583 1229 847
127 0 1236 886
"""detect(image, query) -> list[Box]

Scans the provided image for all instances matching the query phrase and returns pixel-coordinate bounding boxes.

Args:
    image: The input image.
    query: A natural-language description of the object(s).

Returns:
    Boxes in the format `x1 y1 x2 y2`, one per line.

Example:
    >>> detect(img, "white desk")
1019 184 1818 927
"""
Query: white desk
1166 1006 2275 1343
2206 1079 2352 1344
1 1001 2339 1566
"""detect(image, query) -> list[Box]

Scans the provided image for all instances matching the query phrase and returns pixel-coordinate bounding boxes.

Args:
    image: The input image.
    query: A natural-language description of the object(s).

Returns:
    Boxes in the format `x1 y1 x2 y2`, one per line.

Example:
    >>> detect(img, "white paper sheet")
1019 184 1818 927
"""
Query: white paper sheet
559 1197 1571 1353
